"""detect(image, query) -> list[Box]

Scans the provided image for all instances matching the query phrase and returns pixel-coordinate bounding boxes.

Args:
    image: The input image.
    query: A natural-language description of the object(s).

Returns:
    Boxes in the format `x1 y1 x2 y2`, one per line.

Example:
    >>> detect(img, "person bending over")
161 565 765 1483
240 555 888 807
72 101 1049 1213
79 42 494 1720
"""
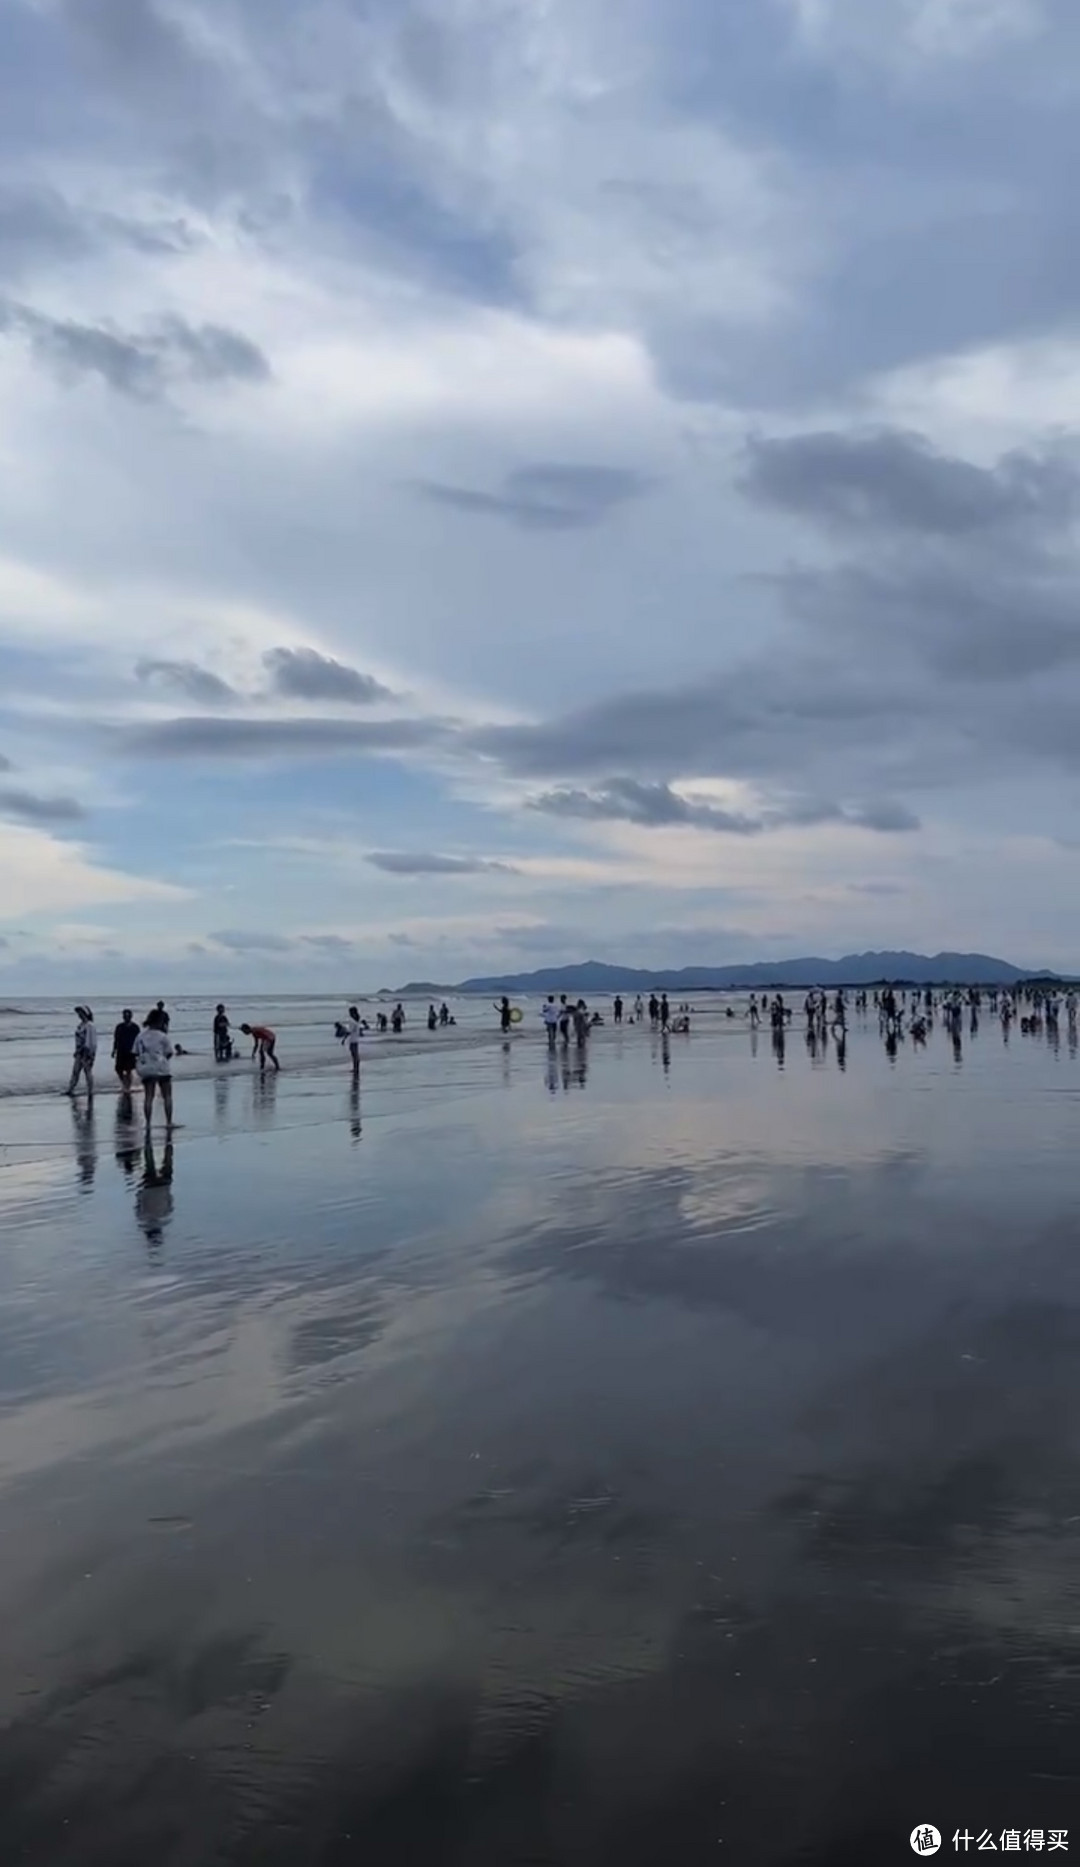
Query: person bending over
240 1022 280 1071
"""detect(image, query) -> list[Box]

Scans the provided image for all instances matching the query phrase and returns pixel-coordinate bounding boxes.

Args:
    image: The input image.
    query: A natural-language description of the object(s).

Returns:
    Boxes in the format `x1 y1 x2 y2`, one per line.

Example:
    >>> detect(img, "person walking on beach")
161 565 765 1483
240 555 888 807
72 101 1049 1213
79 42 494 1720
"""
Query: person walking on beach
495 996 513 1035
659 993 670 1033
439 1002 450 1026
154 999 170 1033
213 1004 232 1062
345 1006 364 1079
428 1004 438 1031
112 1008 140 1092
542 995 560 1048
391 1003 405 1035
613 994 623 1025
240 1022 280 1070
66 1006 97 1097
134 1007 174 1131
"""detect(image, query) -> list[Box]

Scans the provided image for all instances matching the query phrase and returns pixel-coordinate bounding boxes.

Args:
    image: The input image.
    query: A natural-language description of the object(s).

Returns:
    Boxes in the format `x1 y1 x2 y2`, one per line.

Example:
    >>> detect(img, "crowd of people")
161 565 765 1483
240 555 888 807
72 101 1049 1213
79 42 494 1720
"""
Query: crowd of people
63 980 1076 1130
66 1000 180 1130
64 999 281 1129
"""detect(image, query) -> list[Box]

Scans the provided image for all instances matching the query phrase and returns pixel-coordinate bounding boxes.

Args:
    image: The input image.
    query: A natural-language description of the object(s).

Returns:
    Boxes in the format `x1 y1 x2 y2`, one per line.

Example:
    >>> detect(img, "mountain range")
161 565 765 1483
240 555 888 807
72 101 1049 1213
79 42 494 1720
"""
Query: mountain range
393 952 1053 995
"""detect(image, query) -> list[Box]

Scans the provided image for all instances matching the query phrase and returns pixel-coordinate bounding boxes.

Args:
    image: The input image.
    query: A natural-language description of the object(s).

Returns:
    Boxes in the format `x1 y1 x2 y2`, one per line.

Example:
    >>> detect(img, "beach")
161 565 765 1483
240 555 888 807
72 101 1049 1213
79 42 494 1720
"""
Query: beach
2 1005 1080 1862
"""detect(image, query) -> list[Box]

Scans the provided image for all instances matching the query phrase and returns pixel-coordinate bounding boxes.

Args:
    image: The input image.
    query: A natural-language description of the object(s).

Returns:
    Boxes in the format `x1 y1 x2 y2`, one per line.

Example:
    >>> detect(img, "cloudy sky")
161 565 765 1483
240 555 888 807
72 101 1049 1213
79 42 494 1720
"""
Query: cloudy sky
3 0 1080 991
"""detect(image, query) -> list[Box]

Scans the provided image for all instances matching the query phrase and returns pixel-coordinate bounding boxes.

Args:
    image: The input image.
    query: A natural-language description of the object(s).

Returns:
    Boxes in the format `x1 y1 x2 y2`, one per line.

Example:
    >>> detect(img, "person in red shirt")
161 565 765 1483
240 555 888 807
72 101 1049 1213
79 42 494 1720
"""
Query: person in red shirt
240 1023 280 1071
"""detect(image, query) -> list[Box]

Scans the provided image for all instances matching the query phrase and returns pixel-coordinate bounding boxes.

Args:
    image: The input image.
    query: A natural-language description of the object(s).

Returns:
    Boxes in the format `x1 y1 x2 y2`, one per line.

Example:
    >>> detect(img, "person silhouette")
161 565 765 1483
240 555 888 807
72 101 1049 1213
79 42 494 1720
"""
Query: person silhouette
136 1140 174 1249
70 1100 97 1189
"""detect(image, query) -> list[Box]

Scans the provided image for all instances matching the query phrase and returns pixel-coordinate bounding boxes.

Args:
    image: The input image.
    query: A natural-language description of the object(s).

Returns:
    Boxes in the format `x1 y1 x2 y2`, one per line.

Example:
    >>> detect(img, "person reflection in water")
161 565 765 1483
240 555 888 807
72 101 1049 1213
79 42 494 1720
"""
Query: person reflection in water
253 1067 279 1124
136 1141 174 1250
115 1096 140 1177
349 1078 362 1141
70 1099 97 1189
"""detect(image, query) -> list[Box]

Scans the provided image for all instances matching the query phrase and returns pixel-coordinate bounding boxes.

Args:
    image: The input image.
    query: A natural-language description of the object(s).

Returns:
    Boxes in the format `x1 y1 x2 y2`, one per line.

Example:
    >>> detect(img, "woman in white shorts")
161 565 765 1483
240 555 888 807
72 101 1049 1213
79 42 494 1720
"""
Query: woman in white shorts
134 1008 175 1130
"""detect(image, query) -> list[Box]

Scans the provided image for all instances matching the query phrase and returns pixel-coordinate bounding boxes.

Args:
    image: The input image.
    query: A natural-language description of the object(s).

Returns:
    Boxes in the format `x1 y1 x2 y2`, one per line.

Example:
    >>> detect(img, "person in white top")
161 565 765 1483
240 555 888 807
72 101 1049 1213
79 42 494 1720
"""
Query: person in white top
134 1008 175 1130
345 1006 364 1079
66 1006 97 1097
541 996 561 1048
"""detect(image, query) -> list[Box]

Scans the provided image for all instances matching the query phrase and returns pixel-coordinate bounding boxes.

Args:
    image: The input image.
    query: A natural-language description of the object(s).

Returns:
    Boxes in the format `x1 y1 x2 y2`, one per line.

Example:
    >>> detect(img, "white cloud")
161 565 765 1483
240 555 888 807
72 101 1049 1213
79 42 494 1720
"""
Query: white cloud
782 0 1045 61
0 823 189 920
1 0 1079 979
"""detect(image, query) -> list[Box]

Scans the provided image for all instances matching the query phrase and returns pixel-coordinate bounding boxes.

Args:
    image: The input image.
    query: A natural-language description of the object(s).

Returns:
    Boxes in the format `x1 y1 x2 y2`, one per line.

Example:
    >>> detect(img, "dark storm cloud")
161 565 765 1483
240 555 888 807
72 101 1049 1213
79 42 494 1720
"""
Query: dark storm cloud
608 5 1080 406
0 788 87 825
770 549 1080 682
135 659 239 706
157 316 270 384
60 0 220 102
365 851 519 875
23 0 1080 411
417 464 653 531
263 648 395 705
528 778 919 836
472 666 897 784
740 431 1080 537
121 716 447 758
0 185 196 282
0 301 270 398
737 429 1080 714
209 929 294 952
529 778 761 834
0 185 97 275
299 933 358 952
848 801 920 833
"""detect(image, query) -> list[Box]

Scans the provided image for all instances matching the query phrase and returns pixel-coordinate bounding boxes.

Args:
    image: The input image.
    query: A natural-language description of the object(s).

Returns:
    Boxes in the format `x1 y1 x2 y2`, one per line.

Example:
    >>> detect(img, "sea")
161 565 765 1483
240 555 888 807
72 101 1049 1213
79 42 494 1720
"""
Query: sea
0 989 742 1100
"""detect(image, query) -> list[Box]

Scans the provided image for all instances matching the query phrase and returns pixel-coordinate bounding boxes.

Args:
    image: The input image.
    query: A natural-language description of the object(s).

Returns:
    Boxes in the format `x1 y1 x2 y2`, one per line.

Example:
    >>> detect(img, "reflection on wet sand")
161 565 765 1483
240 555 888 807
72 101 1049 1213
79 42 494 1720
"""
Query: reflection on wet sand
134 1140 174 1250
2 1017 1080 1862
68 1100 97 1190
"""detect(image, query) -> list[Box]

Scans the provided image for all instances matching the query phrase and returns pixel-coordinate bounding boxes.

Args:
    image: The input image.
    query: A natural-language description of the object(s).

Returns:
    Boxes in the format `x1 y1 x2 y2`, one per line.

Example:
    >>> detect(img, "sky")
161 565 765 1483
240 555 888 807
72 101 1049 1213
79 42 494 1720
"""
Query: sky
3 0 1080 992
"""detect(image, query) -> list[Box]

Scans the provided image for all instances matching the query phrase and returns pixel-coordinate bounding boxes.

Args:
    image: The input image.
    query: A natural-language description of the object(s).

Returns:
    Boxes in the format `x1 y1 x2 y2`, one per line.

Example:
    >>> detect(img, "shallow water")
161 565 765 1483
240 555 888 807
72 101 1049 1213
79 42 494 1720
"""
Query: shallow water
2 1013 1079 1863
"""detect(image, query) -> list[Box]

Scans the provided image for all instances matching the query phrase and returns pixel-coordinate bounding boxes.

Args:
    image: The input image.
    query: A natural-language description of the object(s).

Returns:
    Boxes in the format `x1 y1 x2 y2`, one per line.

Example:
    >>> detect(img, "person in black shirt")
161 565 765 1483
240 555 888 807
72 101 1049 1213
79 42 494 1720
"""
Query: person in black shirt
213 1003 232 1062
112 1009 140 1091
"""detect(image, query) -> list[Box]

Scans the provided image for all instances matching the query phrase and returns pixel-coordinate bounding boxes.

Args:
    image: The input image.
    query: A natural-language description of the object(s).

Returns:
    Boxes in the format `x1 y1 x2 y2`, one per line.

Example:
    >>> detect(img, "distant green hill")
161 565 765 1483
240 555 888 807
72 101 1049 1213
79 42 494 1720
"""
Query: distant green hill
406 951 1047 995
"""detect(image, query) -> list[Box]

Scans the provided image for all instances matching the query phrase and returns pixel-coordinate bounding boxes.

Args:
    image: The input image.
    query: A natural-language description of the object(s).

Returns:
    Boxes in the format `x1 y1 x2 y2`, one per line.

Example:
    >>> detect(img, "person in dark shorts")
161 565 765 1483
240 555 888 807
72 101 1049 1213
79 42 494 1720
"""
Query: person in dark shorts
112 1008 140 1091
213 1004 232 1061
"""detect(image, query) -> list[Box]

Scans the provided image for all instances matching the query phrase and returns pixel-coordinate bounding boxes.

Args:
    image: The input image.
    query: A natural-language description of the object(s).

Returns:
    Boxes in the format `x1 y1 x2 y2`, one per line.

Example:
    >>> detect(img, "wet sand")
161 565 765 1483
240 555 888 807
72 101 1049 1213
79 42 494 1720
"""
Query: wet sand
2 1019 1080 1863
